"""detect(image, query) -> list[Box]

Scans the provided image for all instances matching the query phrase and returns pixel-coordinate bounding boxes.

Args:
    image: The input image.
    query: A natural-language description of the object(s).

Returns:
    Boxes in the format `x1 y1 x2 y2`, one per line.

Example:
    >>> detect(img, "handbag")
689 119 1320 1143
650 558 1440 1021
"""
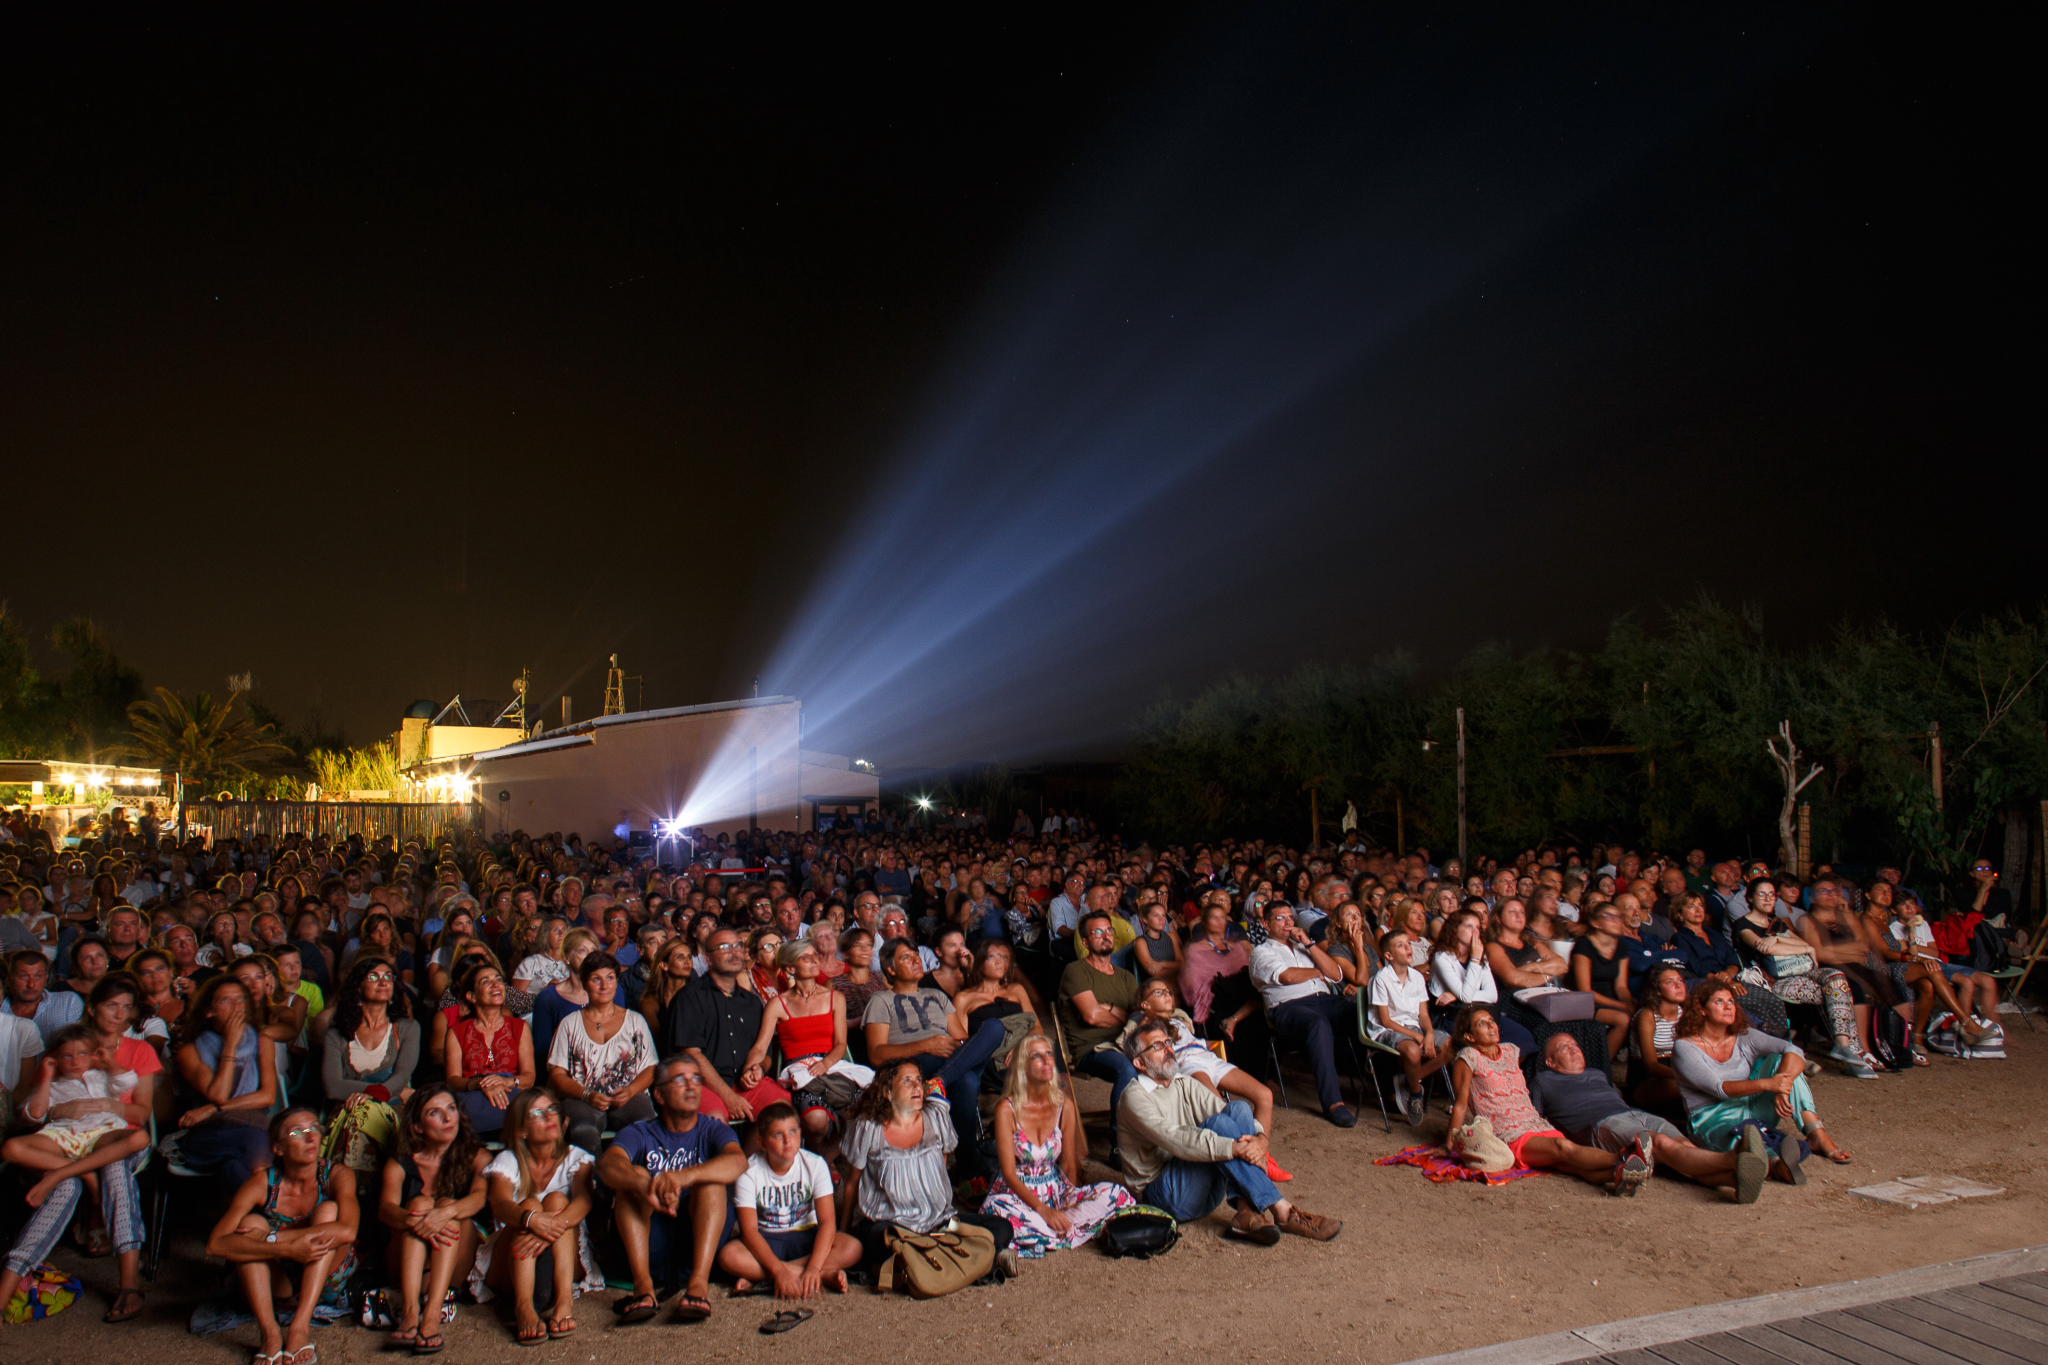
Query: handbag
1448 1115 1515 1173
1514 988 1594 1022
876 1221 997 1298
1096 1204 1180 1259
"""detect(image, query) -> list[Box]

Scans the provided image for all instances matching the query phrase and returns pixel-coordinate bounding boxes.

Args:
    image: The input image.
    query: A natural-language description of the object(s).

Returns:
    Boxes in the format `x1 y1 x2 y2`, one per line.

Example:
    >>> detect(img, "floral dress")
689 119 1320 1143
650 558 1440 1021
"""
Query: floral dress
980 1101 1134 1257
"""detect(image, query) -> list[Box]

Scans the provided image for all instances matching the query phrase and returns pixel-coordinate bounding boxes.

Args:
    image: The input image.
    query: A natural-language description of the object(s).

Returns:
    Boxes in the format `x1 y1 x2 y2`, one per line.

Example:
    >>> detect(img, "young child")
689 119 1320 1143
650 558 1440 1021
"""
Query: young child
1119 980 1292 1181
1368 931 1450 1126
2 1023 150 1209
718 1103 861 1299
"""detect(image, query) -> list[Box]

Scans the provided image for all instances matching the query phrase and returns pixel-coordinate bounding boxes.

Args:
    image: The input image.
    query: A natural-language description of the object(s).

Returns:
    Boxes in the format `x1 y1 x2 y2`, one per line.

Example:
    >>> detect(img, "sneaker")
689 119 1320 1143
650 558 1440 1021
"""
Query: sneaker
1827 1042 1878 1076
1614 1142 1651 1197
1774 1139 1808 1186
1224 1208 1280 1247
1405 1090 1427 1126
994 1248 1020 1279
1275 1207 1343 1242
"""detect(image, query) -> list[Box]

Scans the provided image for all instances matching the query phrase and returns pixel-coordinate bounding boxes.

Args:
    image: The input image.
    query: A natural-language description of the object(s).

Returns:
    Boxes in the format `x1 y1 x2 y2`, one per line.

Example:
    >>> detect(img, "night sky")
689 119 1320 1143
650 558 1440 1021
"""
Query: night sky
5 8 2029 764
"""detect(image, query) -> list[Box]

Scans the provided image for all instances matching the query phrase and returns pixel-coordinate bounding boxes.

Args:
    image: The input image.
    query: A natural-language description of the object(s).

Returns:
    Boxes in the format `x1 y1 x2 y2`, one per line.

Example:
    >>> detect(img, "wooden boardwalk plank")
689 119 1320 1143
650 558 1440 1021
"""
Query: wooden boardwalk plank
1808 1308 1980 1365
1674 1334 1801 1365
1728 1322 1866 1364
1845 1301 2039 1365
1773 1312 1919 1363
1887 1292 2048 1353
1949 1283 2048 1333
1987 1276 2048 1309
1645 1339 1771 1365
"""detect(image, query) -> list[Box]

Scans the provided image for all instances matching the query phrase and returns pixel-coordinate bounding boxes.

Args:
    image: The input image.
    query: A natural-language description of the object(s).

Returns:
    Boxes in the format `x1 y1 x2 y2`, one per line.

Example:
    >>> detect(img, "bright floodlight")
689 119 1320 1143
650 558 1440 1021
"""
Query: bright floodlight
915 795 933 811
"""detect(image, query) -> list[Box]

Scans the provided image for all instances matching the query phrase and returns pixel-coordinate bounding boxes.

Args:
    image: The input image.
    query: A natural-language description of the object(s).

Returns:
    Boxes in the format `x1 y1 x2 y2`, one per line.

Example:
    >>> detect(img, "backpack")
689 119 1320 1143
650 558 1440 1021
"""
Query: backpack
1970 921 2012 973
1095 1203 1181 1259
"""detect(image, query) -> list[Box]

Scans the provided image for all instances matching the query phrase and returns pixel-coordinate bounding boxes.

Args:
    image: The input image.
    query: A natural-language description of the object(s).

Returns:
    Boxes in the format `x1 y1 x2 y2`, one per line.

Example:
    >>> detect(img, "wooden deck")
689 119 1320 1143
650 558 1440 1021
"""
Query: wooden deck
1559 1271 2048 1364
1407 1246 2048 1365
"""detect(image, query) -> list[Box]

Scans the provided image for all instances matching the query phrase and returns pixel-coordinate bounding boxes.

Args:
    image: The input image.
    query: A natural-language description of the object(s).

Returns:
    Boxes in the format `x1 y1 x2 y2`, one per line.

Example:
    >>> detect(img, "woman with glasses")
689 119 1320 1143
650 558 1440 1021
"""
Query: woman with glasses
207 1106 362 1365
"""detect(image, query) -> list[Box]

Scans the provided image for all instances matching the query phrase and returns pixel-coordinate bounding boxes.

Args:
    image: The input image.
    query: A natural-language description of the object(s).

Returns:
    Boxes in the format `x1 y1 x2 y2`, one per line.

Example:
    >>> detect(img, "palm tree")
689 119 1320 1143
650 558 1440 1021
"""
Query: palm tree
112 684 291 791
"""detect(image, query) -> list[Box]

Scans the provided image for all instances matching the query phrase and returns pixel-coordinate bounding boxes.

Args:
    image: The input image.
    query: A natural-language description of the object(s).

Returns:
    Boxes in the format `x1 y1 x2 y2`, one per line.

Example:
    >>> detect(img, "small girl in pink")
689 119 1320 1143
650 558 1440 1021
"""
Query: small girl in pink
1446 1005 1645 1194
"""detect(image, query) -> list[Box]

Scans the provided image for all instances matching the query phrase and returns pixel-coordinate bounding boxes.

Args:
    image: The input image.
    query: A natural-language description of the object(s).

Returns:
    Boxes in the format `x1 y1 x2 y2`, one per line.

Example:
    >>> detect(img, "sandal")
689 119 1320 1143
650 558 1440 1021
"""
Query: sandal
515 1320 547 1347
103 1287 146 1324
1905 1045 1932 1067
760 1308 814 1335
81 1225 113 1258
613 1292 661 1324
674 1293 712 1322
289 1347 318 1365
729 1280 774 1298
388 1327 421 1349
412 1333 445 1357
546 1315 576 1340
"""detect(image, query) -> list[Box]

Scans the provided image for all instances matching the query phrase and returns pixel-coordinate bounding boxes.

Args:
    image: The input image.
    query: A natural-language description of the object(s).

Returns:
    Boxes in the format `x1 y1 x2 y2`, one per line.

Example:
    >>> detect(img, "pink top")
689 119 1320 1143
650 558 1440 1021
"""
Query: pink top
1180 936 1250 1025
1457 1042 1548 1142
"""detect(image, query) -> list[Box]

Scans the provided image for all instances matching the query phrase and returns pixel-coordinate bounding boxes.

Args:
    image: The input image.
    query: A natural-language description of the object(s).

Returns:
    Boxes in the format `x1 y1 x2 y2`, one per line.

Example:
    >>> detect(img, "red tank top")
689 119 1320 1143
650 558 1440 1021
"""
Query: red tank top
454 1014 524 1077
776 1008 835 1060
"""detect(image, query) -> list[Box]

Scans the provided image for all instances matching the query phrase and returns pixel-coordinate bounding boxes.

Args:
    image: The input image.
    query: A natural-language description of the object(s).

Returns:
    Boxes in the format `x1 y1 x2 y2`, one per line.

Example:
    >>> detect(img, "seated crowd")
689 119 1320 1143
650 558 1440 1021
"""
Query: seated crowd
0 809 2026 1354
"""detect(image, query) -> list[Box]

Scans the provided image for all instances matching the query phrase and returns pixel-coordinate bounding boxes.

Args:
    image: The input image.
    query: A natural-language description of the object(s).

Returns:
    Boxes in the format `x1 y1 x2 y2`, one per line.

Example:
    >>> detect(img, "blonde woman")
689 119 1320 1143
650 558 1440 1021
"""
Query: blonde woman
978 1034 1134 1256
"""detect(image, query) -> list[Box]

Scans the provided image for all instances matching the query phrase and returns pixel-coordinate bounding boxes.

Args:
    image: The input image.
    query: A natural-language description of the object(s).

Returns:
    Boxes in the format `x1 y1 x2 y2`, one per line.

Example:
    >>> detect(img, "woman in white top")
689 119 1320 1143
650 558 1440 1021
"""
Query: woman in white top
481 1089 598 1345
545 952 656 1153
1429 911 1497 1012
512 916 572 995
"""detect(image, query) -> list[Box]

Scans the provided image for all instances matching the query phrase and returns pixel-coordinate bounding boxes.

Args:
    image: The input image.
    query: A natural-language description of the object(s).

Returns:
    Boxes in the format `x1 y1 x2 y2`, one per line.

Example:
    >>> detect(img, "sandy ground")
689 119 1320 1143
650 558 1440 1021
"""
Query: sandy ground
8 1025 2046 1365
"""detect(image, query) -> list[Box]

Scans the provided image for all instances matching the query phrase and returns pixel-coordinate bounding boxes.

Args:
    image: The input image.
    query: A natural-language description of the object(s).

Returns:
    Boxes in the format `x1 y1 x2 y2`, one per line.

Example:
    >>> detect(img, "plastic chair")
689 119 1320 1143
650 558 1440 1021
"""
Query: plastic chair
145 1073 289 1281
1257 992 1362 1117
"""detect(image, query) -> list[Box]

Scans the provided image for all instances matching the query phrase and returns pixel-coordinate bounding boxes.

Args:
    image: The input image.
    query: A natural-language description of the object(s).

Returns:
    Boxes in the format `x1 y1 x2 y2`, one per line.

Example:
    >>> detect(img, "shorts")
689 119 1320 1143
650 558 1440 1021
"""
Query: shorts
1369 1025 1451 1053
759 1227 818 1263
1174 1047 1234 1084
41 1118 125 1159
1506 1128 1566 1164
1589 1111 1684 1154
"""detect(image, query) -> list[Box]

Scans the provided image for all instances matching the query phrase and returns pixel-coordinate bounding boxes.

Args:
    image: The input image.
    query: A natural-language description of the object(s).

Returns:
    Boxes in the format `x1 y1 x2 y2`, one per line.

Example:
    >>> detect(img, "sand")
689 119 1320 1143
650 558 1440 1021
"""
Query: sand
9 1026 2043 1365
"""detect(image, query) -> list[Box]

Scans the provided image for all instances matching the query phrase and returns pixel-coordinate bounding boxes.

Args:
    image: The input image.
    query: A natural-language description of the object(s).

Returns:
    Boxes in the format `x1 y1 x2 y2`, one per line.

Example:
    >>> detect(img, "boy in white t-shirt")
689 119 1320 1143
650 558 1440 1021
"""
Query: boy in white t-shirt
717 1103 860 1299
1367 932 1450 1126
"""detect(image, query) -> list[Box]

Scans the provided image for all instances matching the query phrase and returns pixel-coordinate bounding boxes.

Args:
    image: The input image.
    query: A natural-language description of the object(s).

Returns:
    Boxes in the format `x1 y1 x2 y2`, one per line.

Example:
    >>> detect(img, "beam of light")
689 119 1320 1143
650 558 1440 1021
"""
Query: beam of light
671 17 1781 819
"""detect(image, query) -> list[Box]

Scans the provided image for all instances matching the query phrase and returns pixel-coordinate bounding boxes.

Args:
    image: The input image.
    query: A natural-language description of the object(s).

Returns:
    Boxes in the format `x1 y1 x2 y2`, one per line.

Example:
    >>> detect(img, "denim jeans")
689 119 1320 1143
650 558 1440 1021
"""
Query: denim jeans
911 1017 1008 1150
1142 1100 1278 1220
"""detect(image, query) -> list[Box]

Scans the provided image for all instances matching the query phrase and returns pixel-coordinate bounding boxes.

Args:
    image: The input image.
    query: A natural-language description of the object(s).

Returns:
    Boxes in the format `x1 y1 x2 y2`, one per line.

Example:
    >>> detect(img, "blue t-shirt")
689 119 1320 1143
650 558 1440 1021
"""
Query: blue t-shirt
606 1114 740 1181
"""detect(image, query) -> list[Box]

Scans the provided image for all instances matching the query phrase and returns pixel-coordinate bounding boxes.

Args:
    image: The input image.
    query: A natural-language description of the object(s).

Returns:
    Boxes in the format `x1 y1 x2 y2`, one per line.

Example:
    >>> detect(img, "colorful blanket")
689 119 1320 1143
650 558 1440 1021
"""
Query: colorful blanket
1374 1144 1546 1185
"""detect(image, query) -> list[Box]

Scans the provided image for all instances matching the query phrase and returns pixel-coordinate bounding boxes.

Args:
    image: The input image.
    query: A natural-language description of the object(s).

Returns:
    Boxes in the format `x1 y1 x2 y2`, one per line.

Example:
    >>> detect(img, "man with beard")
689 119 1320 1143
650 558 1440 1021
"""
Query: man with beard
1117 1020 1341 1245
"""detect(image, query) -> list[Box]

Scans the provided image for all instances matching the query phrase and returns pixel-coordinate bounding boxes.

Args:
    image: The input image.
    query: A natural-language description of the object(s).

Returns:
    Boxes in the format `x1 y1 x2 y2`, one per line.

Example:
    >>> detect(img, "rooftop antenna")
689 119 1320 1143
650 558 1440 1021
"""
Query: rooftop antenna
494 670 531 735
603 654 626 716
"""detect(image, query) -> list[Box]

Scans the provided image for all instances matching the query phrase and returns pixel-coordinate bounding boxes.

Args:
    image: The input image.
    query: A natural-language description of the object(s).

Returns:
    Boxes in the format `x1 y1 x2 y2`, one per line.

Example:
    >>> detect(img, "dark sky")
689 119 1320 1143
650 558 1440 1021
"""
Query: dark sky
5 7 2030 764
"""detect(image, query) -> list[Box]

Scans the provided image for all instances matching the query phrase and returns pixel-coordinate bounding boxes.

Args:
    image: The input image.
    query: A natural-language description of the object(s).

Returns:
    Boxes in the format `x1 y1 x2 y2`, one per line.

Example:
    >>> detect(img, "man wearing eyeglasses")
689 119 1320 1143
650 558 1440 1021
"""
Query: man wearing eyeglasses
1250 904 1357 1128
662 929 791 1123
1117 1020 1340 1244
600 1055 745 1324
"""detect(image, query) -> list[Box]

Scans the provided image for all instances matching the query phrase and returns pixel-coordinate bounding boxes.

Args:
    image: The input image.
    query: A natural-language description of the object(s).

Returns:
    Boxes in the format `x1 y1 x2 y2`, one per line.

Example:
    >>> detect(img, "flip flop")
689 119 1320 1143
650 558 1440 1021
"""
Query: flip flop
546 1315 577 1340
760 1308 814 1335
674 1294 713 1323
515 1320 547 1347
729 1281 774 1298
387 1326 421 1348
412 1333 445 1357
613 1293 661 1324
103 1287 146 1323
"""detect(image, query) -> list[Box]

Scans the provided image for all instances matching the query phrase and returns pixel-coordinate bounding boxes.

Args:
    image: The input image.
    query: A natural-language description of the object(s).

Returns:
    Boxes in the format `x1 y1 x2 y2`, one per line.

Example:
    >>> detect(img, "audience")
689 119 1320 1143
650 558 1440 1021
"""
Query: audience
0 813 2018 1356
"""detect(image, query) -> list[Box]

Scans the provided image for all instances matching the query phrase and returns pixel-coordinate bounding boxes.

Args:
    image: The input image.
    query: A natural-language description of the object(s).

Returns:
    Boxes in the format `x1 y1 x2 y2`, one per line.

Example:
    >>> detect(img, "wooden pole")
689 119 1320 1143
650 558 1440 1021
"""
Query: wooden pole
1455 706 1468 870
1797 802 1813 878
1930 721 1945 813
